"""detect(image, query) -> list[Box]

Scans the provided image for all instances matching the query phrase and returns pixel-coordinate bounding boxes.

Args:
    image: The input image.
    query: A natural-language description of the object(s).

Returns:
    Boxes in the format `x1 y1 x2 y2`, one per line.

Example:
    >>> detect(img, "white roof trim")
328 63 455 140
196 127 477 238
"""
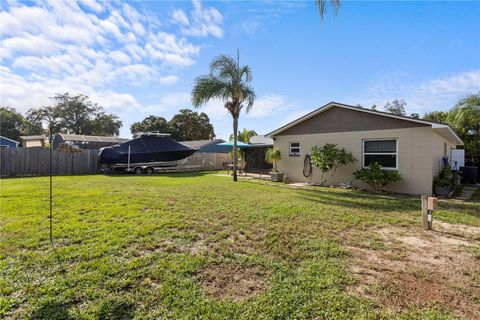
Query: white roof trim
267 102 463 145
0 136 20 145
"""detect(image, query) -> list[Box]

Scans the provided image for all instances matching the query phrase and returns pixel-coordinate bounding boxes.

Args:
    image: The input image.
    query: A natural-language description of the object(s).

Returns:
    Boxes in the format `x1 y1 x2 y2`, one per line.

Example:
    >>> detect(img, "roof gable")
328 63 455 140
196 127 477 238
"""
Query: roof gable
0 136 20 145
267 102 463 145
274 105 427 136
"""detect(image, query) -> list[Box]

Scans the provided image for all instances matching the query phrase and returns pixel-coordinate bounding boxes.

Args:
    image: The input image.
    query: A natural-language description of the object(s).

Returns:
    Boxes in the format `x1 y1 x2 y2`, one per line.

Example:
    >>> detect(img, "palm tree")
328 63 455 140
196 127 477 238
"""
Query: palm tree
446 93 480 161
315 0 341 19
192 51 255 181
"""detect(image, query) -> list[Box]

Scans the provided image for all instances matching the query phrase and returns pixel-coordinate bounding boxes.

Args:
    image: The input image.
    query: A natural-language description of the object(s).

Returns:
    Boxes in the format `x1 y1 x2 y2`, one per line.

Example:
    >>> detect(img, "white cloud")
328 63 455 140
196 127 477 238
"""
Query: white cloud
109 50 131 65
140 92 191 115
0 0 223 117
246 94 293 118
194 94 295 119
170 0 223 38
159 75 180 85
0 66 142 114
171 9 189 26
1 34 64 60
355 70 480 114
240 18 264 35
80 0 105 14
201 99 229 117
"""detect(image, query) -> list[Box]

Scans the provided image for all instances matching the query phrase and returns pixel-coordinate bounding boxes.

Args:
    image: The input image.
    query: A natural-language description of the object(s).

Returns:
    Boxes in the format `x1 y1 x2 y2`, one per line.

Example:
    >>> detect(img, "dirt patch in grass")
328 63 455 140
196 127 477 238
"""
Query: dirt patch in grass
198 264 269 300
435 220 480 240
347 221 480 319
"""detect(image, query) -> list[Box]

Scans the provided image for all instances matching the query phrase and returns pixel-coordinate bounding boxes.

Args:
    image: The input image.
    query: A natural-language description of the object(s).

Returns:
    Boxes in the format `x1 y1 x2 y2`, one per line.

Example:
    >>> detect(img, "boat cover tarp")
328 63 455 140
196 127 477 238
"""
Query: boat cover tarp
99 135 197 165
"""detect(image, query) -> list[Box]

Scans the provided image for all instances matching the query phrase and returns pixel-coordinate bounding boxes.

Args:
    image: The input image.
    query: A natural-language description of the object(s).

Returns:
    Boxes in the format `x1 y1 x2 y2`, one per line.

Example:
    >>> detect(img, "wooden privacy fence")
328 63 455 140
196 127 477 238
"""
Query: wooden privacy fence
1 148 99 177
0 148 231 177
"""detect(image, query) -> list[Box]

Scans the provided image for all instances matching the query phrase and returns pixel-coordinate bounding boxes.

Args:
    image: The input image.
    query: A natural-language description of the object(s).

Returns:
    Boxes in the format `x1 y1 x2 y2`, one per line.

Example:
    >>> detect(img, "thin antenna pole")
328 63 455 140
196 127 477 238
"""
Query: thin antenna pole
49 122 53 245
45 111 62 270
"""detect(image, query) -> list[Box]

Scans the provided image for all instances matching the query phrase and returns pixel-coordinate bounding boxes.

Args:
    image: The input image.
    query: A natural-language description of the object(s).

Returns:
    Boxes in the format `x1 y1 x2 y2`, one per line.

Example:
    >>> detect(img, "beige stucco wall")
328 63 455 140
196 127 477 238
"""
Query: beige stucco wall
274 127 439 195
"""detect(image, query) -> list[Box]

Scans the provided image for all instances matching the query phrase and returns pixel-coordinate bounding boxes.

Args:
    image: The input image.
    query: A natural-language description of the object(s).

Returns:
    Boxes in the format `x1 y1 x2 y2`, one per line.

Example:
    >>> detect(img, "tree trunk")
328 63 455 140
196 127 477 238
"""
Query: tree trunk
232 116 239 182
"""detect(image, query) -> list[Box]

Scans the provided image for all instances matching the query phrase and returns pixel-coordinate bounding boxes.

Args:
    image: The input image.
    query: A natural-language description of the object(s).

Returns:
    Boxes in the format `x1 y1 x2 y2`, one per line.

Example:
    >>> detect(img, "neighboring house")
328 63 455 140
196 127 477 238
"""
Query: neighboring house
180 139 225 153
0 136 20 148
53 134 129 150
19 135 46 148
267 102 463 195
250 135 273 147
245 135 273 173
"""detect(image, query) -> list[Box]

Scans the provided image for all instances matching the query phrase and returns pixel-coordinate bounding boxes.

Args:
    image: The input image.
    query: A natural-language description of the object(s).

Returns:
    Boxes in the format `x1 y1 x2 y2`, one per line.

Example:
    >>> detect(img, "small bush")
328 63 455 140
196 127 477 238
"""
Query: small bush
433 167 455 189
310 143 357 186
265 147 281 172
353 162 402 192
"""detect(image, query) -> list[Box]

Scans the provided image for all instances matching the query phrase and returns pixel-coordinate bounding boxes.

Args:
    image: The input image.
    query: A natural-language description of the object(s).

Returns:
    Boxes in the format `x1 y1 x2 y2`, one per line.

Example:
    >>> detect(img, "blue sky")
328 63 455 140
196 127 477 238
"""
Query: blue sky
1 1 479 139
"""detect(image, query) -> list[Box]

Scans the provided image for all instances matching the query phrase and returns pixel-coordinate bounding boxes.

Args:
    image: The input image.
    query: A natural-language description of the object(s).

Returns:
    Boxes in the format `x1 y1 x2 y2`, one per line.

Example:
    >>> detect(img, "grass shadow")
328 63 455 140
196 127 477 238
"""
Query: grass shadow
295 188 419 213
31 302 71 320
98 299 135 320
102 171 212 178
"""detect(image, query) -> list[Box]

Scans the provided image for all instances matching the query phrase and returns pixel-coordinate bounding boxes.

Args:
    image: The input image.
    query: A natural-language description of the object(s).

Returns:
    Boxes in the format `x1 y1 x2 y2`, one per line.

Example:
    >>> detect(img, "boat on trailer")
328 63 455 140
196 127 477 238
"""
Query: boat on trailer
99 133 197 174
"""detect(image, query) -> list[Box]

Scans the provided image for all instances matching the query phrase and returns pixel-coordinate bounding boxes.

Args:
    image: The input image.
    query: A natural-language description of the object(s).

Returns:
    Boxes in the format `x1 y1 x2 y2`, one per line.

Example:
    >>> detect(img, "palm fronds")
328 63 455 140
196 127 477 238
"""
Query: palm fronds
315 0 341 20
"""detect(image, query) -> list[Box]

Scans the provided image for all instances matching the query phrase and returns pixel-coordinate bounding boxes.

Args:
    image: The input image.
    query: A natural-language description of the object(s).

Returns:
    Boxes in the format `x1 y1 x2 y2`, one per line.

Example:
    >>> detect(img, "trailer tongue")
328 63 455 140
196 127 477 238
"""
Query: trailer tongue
99 133 197 173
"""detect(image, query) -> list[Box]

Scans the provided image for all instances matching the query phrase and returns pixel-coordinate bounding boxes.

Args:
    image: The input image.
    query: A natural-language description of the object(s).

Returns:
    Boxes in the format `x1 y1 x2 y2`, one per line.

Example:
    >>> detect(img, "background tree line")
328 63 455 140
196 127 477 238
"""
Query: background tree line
423 93 480 165
1 93 122 142
1 93 217 144
130 109 215 141
361 93 480 165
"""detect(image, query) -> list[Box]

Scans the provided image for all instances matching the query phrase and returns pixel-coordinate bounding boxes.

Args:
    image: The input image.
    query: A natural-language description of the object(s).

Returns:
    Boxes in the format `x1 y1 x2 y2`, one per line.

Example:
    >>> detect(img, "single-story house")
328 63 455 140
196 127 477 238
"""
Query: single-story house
19 135 46 148
180 139 225 153
53 134 129 150
266 102 463 195
0 136 20 148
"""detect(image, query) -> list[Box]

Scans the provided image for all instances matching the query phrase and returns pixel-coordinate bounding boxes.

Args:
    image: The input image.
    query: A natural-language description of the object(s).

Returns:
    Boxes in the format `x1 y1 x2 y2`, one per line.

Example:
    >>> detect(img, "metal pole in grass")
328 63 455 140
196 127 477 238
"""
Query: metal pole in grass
45 110 62 268
30 105 62 268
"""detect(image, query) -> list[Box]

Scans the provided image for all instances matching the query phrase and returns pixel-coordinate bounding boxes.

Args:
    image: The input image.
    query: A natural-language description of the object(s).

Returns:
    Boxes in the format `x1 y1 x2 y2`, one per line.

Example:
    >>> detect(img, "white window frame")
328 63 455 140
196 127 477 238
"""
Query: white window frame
289 141 301 156
362 138 398 170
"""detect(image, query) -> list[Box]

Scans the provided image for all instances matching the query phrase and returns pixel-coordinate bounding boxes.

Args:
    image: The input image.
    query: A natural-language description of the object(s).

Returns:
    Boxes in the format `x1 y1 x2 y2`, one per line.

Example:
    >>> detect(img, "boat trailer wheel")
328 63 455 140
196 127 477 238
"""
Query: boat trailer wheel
133 167 144 174
145 167 154 174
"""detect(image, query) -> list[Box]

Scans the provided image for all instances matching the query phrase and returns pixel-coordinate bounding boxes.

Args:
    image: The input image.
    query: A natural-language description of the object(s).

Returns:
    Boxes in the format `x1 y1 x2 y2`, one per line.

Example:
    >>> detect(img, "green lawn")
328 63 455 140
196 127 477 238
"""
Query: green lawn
1 173 479 319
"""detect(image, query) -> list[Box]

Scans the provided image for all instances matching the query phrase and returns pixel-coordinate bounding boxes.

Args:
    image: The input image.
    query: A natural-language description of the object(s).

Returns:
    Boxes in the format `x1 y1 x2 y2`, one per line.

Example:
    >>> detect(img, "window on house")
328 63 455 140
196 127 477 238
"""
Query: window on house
289 142 300 156
363 139 397 169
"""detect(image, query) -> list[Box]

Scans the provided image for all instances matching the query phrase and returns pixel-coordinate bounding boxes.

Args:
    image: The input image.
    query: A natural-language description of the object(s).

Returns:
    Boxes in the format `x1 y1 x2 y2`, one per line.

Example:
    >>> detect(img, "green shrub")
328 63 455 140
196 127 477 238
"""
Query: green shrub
265 147 281 172
353 162 402 192
433 167 455 189
310 143 357 186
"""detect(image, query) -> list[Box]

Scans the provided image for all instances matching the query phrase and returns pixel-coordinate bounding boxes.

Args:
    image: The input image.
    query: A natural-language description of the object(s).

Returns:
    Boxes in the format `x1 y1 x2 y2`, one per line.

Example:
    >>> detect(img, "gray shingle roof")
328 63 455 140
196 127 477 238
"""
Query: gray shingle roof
249 135 273 146
180 139 224 149
19 135 45 141
58 134 128 143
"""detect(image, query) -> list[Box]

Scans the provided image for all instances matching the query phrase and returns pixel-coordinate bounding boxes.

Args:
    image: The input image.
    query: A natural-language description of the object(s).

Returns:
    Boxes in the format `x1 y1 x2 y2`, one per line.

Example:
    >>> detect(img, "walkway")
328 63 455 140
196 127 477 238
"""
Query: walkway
455 185 478 201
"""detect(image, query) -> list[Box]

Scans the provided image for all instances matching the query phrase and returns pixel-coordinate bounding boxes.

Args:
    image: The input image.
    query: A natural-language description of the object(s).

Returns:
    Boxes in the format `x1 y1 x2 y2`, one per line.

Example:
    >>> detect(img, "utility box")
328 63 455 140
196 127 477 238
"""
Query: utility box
427 197 438 211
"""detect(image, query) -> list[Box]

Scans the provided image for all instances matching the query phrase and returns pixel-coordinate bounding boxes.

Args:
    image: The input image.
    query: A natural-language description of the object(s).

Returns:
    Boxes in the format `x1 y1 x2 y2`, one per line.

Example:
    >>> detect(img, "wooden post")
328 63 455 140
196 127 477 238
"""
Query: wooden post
421 195 430 230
